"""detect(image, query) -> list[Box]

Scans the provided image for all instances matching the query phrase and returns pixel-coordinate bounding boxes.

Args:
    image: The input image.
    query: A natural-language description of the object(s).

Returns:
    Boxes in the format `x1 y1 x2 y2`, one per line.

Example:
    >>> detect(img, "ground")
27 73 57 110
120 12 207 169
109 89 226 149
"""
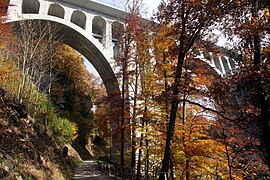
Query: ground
73 160 115 180
0 87 117 180
0 90 80 179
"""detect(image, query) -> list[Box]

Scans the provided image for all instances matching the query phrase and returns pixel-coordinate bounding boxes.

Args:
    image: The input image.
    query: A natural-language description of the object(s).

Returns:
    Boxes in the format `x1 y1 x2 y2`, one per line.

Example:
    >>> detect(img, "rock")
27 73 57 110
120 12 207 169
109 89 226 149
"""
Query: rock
63 146 68 158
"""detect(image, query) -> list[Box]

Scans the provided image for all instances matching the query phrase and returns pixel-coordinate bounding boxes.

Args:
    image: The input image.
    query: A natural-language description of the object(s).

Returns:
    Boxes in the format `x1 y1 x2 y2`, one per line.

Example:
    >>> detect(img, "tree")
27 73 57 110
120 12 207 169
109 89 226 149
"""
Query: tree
0 0 10 37
0 21 78 144
155 1 237 178
214 0 270 171
4 20 59 106
113 0 146 176
172 112 236 179
50 44 96 147
0 20 61 127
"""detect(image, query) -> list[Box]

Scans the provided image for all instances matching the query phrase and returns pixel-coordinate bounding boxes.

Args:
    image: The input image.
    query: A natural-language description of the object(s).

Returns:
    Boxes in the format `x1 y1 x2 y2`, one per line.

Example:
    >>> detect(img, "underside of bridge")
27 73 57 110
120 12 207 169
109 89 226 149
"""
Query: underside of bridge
11 19 120 97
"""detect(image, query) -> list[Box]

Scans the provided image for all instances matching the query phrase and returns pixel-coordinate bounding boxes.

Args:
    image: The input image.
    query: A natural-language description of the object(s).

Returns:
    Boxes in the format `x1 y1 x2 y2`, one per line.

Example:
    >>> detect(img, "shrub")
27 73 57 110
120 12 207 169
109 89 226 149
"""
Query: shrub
48 116 78 143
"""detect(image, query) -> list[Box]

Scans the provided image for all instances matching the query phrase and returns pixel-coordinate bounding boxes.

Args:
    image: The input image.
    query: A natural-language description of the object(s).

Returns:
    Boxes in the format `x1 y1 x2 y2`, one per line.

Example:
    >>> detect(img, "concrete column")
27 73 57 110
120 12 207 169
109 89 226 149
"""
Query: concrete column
39 1 50 15
8 0 22 16
64 7 73 22
209 52 215 67
101 19 113 58
104 20 112 49
218 56 226 76
225 56 232 73
85 14 93 34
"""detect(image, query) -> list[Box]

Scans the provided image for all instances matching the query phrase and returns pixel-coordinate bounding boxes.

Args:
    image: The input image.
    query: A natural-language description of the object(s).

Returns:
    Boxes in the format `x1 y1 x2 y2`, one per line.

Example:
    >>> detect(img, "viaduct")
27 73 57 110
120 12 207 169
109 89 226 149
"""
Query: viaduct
6 0 238 96
6 0 239 162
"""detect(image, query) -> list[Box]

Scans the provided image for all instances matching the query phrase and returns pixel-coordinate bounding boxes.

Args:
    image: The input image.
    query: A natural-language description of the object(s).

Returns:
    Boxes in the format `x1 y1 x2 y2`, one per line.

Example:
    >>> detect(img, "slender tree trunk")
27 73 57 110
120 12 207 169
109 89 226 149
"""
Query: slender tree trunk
251 5 270 169
159 52 185 180
225 137 233 180
185 158 190 180
163 51 169 132
145 129 149 179
145 105 149 179
45 57 53 128
131 61 139 178
136 121 144 180
159 2 191 177
120 51 127 178
182 95 189 180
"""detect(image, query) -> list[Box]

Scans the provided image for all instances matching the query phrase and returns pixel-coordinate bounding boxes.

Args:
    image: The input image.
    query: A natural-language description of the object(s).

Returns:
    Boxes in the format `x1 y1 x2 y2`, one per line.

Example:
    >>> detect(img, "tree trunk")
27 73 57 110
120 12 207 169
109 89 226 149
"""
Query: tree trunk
261 96 270 172
163 51 169 132
136 122 144 180
159 52 185 180
120 58 126 178
185 158 190 180
145 108 149 179
131 61 139 178
252 12 270 171
120 32 130 176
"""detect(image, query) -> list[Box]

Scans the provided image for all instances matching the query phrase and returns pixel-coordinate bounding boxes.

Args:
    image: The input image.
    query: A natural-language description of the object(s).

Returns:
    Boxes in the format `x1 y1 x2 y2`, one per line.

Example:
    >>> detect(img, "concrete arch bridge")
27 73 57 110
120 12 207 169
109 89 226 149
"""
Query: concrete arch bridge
6 0 239 95
5 0 240 163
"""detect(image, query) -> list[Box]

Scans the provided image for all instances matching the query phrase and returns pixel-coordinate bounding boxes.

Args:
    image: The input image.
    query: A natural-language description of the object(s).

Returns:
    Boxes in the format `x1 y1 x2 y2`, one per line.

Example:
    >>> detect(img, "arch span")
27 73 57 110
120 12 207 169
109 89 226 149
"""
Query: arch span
92 16 106 45
7 16 120 98
71 10 86 29
48 4 65 19
22 0 40 14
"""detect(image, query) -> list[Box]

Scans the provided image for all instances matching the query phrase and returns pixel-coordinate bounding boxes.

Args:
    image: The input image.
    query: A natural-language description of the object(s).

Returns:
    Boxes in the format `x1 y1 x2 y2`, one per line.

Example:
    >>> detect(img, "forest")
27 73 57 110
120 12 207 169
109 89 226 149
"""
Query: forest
0 0 269 179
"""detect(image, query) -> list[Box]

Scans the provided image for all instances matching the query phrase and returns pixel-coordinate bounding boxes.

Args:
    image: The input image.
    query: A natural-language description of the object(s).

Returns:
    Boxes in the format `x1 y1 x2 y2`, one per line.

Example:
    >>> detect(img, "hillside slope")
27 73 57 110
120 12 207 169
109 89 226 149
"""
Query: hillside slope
0 87 81 179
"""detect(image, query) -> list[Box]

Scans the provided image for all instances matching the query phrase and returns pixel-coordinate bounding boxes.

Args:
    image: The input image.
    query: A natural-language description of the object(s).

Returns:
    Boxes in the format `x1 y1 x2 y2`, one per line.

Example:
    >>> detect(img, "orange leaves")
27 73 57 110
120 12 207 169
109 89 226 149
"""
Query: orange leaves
0 0 11 36
54 44 94 96
0 60 20 91
171 109 236 179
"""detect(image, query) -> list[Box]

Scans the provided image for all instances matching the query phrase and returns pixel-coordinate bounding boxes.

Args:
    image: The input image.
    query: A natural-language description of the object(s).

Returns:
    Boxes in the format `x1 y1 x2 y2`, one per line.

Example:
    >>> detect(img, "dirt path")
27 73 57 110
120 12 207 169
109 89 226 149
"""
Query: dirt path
72 160 115 180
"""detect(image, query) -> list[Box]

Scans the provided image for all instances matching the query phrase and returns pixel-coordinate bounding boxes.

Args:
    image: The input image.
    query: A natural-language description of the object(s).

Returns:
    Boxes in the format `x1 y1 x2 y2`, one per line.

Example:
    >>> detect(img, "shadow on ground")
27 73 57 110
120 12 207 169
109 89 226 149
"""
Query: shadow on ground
72 142 92 160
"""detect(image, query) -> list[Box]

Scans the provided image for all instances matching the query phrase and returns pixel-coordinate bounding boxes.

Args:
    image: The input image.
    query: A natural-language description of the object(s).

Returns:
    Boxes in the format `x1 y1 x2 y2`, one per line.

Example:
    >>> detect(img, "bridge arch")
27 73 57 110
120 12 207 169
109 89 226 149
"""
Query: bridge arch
112 21 124 40
111 21 124 58
92 16 106 45
193 48 238 77
48 4 65 19
22 0 40 14
7 16 120 99
71 10 86 29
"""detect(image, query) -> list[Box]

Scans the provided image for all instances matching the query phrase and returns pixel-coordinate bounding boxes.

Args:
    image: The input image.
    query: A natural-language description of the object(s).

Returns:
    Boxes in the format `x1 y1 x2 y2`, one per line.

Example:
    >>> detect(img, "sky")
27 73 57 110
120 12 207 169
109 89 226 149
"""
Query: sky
92 0 161 18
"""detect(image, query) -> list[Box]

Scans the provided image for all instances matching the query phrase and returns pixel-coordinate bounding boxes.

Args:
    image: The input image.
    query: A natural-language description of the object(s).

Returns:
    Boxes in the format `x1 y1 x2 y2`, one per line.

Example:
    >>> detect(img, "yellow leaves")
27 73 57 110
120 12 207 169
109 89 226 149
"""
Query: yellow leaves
172 113 234 179
0 60 21 93
71 122 79 141
134 145 146 151
0 65 11 81
54 44 94 96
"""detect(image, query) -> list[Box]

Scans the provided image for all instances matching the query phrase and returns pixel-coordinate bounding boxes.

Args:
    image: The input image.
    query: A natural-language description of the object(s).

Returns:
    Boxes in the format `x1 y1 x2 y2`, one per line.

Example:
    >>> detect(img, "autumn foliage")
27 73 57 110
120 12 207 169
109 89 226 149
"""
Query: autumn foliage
106 0 270 179
0 0 269 179
0 0 11 37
